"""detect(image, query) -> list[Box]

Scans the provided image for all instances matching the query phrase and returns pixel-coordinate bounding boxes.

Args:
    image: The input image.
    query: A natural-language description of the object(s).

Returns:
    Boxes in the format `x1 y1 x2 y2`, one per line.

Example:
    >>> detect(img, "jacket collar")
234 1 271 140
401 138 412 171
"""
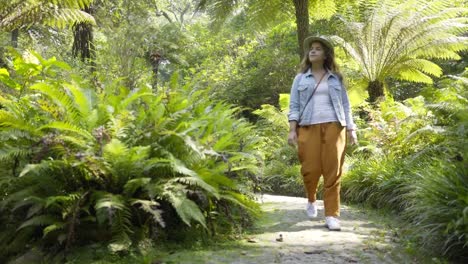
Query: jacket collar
304 68 339 80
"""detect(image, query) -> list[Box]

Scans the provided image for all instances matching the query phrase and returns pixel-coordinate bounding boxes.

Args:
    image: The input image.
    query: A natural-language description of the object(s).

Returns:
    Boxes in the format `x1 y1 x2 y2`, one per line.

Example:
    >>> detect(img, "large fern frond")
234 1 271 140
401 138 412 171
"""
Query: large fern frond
17 214 58 231
163 185 206 228
0 0 96 31
94 192 133 244
30 82 82 123
39 121 93 140
0 144 33 162
130 199 165 227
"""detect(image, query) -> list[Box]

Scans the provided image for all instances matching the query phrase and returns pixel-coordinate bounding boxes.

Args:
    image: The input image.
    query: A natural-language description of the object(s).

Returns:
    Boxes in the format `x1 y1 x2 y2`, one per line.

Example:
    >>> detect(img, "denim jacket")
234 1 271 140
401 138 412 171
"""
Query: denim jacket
288 69 357 130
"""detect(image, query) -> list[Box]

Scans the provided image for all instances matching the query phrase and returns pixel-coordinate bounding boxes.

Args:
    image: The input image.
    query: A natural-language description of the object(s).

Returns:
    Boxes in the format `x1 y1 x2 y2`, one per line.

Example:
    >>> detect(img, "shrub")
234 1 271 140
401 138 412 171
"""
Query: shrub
0 51 261 262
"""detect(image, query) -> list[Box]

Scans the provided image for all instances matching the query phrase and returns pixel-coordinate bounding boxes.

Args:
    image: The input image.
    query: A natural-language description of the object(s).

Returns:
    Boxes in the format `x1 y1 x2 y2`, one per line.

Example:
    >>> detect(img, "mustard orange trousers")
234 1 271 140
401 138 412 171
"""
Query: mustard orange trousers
297 122 346 217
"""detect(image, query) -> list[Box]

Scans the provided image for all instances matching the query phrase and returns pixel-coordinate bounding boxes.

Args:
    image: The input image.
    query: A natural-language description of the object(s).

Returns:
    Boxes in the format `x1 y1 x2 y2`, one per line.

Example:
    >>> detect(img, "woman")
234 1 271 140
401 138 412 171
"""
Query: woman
287 36 357 231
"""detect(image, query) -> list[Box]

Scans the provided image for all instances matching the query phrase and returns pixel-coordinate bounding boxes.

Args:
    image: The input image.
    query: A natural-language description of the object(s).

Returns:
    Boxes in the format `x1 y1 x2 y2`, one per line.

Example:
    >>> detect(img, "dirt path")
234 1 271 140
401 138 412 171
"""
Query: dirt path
163 195 411 264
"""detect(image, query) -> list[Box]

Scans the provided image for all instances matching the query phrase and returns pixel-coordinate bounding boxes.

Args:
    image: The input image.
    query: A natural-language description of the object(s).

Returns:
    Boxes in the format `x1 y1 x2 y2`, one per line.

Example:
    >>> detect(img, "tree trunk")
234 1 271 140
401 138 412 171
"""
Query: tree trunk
72 6 95 68
292 0 309 59
11 29 19 48
367 80 385 103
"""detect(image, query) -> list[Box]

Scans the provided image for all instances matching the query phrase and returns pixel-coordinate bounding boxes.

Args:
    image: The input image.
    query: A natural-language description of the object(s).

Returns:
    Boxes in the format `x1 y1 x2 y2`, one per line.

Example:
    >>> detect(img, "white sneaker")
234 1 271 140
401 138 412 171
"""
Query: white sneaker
325 216 341 231
306 202 318 218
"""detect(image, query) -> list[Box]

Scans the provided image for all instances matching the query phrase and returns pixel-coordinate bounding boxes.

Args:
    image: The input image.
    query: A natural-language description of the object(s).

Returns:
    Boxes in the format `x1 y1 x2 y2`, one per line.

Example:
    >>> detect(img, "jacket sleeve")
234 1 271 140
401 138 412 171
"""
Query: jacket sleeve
287 74 302 122
341 82 357 131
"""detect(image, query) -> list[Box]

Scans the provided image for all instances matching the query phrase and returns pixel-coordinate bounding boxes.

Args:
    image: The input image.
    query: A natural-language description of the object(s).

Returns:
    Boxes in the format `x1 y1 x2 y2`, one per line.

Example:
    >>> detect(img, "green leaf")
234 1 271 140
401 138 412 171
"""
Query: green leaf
0 68 20 90
17 215 58 230
167 193 206 228
123 178 152 196
40 121 93 140
131 199 165 227
43 223 66 237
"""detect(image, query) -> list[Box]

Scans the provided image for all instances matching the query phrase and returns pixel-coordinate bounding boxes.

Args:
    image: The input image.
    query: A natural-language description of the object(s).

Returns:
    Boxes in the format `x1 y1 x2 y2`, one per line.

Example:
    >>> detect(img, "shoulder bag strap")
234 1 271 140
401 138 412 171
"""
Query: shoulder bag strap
299 72 327 122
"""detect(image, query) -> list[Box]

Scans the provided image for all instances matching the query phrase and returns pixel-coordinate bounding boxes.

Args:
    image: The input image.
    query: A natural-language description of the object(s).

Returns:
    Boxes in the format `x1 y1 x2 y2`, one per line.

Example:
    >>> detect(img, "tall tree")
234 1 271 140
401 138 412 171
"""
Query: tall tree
331 0 468 103
292 0 309 58
196 0 342 59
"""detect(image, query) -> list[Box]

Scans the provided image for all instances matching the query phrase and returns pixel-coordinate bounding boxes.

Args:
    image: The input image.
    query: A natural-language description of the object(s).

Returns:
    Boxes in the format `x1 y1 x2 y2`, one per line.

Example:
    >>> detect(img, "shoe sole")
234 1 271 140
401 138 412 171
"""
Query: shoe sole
324 224 341 231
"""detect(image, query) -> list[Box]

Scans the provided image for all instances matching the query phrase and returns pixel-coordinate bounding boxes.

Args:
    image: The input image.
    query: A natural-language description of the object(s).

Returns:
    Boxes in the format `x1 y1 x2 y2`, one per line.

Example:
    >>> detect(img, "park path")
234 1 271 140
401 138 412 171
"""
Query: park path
163 194 413 264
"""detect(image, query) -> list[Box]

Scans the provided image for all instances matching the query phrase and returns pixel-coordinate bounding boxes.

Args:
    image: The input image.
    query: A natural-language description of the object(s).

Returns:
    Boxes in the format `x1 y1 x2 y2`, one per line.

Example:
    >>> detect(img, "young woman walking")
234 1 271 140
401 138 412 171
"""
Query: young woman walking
287 36 358 231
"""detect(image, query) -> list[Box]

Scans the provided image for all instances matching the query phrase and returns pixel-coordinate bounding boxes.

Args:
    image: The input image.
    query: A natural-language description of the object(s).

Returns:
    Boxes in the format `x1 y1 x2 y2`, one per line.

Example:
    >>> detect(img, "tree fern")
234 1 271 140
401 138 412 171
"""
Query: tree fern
0 0 96 31
331 0 468 102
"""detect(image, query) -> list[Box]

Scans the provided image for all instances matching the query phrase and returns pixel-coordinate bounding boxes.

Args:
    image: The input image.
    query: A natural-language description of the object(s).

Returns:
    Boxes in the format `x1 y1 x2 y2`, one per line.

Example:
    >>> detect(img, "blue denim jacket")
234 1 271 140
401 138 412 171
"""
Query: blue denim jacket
288 69 357 130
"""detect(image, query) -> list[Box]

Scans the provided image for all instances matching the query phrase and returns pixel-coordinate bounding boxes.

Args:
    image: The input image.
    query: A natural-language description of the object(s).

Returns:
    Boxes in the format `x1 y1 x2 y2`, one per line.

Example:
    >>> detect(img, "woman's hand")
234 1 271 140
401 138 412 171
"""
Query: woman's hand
287 130 298 146
347 130 358 145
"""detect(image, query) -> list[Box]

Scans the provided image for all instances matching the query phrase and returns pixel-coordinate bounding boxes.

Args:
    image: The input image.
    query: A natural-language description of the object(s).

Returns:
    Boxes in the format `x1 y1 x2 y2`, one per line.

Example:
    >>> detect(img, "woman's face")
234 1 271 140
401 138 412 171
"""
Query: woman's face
308 42 326 64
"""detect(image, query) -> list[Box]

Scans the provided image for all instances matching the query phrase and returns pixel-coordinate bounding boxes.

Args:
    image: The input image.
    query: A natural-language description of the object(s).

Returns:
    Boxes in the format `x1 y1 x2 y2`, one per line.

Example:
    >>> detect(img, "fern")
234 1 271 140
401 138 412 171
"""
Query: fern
0 0 96 31
39 121 93 140
163 184 206 228
0 53 261 259
94 192 133 244
331 0 468 101
130 199 165 227
17 215 58 230
123 178 152 196
30 82 82 123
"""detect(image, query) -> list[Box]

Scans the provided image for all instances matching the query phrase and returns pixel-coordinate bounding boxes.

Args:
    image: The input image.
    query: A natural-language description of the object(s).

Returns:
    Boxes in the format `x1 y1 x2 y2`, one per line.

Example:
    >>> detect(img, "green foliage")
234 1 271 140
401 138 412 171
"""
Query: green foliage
405 162 467 258
0 0 96 31
252 94 306 197
184 21 298 118
0 51 261 262
331 0 468 100
342 71 468 259
198 0 344 29
91 0 192 89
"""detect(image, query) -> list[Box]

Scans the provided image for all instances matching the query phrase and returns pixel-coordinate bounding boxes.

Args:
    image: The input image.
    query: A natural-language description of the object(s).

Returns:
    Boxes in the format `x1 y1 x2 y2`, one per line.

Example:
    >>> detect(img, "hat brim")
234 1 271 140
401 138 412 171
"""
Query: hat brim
303 36 334 54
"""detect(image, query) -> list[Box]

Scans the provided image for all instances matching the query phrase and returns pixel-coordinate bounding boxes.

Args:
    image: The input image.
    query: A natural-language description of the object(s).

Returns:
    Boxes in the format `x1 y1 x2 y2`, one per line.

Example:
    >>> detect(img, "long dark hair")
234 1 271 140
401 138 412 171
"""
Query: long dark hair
298 41 340 75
